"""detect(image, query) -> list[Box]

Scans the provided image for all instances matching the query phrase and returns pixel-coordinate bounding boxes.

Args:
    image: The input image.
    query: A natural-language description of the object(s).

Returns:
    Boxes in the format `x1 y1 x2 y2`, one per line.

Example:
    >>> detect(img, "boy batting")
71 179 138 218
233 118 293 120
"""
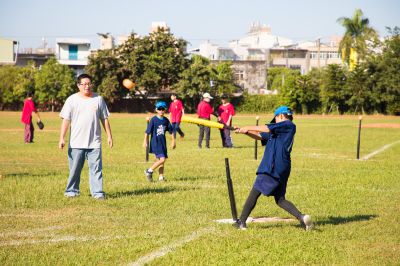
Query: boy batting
234 106 313 230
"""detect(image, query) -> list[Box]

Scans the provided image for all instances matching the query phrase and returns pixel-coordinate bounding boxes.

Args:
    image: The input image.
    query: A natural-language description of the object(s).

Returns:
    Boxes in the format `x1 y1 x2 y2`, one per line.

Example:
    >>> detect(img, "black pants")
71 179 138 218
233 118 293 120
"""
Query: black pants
198 124 210 148
239 187 303 223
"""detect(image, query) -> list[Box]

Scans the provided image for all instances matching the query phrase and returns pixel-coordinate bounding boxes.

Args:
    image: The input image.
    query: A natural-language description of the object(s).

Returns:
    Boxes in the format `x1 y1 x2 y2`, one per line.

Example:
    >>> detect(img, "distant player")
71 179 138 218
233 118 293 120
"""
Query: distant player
234 106 313 230
197 92 214 149
169 93 185 140
144 101 175 182
21 91 42 144
217 95 235 148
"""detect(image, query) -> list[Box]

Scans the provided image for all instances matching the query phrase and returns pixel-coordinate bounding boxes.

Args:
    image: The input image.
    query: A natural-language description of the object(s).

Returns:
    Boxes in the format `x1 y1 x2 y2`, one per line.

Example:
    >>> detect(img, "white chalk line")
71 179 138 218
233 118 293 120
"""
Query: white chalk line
128 226 214 266
0 234 123 247
361 140 400 160
0 226 63 237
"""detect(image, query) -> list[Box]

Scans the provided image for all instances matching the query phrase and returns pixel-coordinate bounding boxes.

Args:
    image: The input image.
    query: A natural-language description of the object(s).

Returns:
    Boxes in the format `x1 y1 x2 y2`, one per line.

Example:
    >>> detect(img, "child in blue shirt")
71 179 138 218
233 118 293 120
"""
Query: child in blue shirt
234 106 313 230
143 101 175 181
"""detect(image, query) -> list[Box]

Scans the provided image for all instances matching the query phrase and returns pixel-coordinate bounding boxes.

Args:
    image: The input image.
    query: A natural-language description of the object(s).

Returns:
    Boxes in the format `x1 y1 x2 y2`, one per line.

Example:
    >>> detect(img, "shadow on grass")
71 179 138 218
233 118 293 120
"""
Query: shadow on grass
107 186 192 198
316 214 378 226
4 172 61 178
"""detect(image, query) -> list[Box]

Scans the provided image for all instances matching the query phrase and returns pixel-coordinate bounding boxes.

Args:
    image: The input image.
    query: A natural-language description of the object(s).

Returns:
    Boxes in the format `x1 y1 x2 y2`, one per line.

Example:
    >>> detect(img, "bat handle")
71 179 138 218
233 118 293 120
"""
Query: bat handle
224 125 236 131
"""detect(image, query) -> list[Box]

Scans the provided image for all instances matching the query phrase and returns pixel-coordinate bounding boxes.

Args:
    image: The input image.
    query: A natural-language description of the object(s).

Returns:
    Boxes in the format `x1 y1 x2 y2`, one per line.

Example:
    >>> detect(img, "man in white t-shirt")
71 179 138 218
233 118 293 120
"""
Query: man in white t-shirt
59 74 113 199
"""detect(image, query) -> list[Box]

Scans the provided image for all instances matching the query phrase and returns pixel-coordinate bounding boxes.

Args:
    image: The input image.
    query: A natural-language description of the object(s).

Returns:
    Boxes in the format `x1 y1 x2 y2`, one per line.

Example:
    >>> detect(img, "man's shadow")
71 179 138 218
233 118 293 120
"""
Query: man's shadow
316 214 377 226
107 186 193 199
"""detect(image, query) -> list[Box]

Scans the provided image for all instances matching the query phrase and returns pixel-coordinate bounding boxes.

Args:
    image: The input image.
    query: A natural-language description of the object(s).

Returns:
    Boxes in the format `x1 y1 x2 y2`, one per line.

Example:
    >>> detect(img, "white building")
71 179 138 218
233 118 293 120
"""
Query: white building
198 22 293 61
56 38 91 75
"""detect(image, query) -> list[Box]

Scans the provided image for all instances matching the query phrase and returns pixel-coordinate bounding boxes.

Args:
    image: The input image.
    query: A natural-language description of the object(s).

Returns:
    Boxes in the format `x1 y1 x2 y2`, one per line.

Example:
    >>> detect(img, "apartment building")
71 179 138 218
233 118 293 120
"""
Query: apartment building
197 23 342 94
56 38 91 75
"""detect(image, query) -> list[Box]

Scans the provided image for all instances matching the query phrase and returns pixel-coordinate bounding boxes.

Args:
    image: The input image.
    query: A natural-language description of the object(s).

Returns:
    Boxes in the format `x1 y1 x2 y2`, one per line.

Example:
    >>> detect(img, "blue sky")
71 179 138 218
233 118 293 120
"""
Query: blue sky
0 0 399 50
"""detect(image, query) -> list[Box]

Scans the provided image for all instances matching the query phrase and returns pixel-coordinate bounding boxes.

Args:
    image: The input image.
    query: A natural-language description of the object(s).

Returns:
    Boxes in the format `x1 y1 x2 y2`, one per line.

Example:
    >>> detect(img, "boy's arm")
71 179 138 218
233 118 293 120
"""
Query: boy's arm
235 125 270 140
59 119 70 149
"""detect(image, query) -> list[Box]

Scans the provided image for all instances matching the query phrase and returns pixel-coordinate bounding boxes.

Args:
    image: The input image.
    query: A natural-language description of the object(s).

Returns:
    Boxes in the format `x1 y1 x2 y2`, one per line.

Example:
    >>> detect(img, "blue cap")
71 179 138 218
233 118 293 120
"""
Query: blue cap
155 101 167 109
274 106 292 116
271 106 293 123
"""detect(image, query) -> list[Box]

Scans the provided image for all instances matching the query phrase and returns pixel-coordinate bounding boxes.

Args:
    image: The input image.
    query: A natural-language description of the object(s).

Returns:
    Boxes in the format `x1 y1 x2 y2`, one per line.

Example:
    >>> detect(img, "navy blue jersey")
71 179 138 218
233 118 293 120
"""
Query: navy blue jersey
145 116 173 157
256 120 296 180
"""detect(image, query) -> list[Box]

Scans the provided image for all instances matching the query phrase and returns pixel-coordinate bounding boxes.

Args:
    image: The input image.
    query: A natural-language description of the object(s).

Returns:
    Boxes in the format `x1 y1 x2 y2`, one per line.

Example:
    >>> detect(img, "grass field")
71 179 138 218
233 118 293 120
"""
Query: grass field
0 111 399 265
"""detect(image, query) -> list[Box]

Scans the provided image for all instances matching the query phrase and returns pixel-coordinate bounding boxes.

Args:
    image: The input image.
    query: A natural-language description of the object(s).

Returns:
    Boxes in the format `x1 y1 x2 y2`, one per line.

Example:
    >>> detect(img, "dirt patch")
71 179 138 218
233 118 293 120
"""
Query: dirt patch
362 123 400 128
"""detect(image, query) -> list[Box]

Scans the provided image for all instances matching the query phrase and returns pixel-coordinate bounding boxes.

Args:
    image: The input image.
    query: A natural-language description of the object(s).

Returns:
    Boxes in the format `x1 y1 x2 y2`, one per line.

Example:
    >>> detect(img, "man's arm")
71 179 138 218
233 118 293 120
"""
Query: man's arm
101 118 113 148
59 119 70 149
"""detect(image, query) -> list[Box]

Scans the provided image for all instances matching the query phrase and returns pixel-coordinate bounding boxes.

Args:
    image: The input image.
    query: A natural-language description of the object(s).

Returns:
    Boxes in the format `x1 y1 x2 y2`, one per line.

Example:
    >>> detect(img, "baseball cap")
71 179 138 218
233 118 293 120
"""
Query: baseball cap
270 106 293 123
155 101 167 109
202 92 213 99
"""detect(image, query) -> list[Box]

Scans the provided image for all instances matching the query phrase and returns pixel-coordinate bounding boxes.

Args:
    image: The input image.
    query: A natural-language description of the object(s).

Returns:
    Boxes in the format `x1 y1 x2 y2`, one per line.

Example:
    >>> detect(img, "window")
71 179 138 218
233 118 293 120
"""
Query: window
234 70 244 81
69 45 78 60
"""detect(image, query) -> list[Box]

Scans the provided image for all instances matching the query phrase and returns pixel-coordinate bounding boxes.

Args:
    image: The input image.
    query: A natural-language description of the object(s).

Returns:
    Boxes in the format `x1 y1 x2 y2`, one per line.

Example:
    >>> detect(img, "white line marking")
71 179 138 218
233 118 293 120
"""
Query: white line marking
0 235 123 246
128 227 213 266
0 226 63 237
361 140 400 160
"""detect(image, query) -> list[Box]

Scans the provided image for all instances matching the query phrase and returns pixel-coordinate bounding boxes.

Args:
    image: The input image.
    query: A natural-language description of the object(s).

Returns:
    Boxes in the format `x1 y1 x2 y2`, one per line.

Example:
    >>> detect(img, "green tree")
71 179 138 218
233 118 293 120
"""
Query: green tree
337 9 378 66
345 64 375 114
0 65 20 109
175 55 214 112
321 64 348 114
14 61 37 101
212 61 237 96
86 49 124 103
293 72 321 114
372 27 400 114
275 68 300 110
34 57 75 111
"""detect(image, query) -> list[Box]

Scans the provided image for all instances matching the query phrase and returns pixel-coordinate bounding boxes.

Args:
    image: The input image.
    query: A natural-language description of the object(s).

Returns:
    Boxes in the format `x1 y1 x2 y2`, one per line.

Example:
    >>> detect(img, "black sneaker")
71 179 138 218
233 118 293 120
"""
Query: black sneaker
144 169 153 182
233 219 247 230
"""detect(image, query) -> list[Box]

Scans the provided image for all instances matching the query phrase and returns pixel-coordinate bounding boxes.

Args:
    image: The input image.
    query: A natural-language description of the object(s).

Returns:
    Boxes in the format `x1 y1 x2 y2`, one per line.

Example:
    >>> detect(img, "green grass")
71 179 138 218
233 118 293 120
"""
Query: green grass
0 112 399 265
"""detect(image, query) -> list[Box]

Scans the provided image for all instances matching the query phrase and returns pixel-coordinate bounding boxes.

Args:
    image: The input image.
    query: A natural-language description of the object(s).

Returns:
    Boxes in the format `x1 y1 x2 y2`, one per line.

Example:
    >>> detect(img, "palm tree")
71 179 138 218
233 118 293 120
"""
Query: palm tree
337 9 378 68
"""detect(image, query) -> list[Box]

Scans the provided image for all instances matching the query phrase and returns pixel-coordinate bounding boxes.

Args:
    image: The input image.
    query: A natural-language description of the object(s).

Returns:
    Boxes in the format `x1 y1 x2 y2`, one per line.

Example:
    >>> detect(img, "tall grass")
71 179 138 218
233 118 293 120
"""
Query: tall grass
0 112 399 265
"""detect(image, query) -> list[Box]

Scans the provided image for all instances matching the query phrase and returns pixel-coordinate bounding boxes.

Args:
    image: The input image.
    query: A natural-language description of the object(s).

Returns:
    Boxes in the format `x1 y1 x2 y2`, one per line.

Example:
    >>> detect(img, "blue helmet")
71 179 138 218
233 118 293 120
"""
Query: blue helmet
155 101 167 109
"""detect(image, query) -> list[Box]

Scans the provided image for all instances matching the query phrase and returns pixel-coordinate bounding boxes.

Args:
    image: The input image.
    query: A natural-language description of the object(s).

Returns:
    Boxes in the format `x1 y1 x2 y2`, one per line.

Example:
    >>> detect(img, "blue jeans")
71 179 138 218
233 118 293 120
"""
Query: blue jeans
171 122 184 138
65 148 105 198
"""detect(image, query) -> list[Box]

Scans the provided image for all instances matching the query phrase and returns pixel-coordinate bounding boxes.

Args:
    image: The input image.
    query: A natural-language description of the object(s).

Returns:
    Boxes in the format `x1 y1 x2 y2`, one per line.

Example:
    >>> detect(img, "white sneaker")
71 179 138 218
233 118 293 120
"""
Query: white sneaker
302 215 314 231
158 175 165 181
144 169 153 182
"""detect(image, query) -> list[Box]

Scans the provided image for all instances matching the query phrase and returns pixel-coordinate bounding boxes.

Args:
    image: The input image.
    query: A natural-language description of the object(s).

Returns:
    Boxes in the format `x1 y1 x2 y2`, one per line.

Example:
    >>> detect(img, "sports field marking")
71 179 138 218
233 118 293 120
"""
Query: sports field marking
0 226 63 237
0 235 123 246
361 140 400 160
128 227 214 266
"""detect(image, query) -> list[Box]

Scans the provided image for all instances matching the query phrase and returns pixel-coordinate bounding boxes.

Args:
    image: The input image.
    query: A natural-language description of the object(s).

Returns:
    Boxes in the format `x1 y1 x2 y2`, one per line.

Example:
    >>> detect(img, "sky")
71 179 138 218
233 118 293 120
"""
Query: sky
0 0 399 51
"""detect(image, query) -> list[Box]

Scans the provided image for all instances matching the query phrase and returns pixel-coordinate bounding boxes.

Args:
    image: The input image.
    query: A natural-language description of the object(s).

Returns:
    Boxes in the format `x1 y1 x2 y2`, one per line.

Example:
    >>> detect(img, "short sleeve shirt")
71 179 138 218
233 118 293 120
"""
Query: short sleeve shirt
21 98 37 124
169 99 184 123
60 93 110 149
145 116 173 157
217 103 235 125
197 101 214 119
256 120 296 180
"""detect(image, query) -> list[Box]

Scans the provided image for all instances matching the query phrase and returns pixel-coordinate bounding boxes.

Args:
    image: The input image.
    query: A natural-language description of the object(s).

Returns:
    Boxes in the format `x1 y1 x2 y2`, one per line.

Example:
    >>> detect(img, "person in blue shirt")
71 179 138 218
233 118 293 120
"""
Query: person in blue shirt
233 106 313 230
143 101 175 182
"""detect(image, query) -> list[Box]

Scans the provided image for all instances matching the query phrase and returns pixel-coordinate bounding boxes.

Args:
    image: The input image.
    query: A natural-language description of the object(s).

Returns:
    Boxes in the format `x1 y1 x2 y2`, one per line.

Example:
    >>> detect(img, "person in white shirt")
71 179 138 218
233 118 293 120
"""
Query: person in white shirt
59 74 113 200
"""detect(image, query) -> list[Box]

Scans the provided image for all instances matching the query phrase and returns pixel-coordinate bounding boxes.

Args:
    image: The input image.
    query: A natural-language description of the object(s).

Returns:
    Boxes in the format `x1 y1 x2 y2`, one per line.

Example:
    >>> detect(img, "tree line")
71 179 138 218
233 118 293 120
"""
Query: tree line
0 12 398 114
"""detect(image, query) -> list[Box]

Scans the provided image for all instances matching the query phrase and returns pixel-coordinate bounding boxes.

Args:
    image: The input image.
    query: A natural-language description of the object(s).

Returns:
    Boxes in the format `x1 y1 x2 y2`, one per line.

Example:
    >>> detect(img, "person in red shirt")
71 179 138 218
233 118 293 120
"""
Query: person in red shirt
197 92 214 148
21 91 41 143
217 95 235 148
168 93 185 140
